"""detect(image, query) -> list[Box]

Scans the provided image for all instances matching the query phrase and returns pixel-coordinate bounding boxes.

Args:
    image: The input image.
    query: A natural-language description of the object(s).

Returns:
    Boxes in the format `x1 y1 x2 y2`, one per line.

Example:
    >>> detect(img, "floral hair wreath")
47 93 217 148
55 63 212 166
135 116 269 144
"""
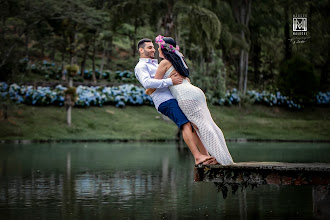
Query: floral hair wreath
155 35 179 52
155 35 188 69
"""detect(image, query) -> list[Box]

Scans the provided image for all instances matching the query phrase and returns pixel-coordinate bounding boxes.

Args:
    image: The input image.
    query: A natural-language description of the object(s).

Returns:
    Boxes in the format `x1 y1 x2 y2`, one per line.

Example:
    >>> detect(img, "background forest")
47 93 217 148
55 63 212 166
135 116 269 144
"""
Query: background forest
0 0 329 104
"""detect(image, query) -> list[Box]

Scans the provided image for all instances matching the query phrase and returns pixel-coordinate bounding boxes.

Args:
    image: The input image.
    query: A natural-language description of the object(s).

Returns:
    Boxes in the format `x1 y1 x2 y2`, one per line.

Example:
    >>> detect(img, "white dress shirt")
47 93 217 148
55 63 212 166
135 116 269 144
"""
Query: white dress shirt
134 58 174 109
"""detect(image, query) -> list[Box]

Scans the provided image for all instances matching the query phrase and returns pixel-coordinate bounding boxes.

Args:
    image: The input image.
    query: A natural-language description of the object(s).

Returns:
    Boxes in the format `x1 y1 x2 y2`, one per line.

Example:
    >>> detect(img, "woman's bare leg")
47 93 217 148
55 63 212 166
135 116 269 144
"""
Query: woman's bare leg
181 122 214 165
192 129 209 156
192 123 220 165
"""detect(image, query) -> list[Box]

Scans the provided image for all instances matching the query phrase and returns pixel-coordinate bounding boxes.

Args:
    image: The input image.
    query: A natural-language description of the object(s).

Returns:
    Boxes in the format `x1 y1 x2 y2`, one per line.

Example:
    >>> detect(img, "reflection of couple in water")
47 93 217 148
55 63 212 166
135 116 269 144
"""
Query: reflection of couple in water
135 35 234 166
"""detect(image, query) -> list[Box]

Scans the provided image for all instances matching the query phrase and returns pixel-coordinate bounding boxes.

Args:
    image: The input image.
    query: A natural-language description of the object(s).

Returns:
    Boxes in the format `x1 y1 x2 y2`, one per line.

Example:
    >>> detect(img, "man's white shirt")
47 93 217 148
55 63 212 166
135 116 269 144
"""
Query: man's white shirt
134 58 174 109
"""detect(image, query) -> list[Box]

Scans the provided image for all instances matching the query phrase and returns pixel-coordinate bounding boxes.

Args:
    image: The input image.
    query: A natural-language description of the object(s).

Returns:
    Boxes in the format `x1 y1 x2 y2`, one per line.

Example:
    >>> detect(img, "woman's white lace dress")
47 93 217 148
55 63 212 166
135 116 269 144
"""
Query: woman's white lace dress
165 66 234 165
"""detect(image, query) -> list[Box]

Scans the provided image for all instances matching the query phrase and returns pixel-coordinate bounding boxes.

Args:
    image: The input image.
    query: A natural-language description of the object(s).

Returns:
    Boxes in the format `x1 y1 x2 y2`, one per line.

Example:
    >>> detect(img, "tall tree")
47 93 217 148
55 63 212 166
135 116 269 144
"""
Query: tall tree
232 0 252 94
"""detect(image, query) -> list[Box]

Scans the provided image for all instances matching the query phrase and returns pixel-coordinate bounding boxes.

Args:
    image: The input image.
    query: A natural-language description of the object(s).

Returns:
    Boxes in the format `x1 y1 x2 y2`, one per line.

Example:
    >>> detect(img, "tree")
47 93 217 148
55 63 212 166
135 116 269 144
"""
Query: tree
278 55 317 103
231 0 252 95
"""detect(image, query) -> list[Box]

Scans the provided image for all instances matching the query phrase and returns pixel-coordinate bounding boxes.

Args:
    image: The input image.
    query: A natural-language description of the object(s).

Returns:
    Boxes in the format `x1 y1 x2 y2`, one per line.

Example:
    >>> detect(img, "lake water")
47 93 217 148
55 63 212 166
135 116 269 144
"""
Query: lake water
0 142 330 219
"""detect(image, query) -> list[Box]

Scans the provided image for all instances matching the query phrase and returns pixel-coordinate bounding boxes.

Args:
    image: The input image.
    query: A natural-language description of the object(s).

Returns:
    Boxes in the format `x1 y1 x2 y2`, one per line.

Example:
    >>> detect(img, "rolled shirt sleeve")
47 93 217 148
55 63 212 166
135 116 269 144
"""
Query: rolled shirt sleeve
135 64 173 89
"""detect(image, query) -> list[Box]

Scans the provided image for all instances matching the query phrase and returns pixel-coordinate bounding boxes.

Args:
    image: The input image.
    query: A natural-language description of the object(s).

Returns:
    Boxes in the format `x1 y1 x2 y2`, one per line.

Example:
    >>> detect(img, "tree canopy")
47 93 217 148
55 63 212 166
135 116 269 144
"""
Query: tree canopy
0 0 329 100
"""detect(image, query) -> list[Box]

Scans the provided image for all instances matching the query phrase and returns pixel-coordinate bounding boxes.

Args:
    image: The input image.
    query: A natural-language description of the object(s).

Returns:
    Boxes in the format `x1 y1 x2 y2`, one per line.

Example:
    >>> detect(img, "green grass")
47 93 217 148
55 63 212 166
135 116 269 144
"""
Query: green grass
0 104 329 141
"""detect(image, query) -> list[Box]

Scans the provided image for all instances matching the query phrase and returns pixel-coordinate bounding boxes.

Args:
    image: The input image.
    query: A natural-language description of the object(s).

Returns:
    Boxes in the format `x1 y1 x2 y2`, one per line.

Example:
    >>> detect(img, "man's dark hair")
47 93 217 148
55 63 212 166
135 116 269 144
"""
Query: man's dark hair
137 38 152 50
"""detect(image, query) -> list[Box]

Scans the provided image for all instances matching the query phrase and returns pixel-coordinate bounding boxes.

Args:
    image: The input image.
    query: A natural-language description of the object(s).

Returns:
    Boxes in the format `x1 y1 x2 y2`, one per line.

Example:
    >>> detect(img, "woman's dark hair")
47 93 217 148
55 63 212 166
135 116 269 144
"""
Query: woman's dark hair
161 37 189 77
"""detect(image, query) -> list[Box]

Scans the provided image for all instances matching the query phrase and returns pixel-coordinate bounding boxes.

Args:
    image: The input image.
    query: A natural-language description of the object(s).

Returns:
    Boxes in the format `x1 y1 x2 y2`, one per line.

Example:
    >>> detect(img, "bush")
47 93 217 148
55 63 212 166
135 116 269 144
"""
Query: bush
1 82 328 110
0 82 153 108
190 51 226 102
29 60 62 80
218 89 303 110
278 56 317 103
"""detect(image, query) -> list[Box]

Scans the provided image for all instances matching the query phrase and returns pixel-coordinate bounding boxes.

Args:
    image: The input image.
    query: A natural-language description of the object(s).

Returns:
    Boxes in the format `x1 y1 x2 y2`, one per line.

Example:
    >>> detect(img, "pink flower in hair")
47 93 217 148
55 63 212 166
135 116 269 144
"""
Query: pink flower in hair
176 45 179 51
155 35 164 44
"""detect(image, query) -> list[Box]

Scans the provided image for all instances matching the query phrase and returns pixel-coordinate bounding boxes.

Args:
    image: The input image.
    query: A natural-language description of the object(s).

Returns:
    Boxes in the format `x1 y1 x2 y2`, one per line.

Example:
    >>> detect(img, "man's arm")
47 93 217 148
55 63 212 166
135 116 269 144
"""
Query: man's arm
145 60 184 95
135 64 173 89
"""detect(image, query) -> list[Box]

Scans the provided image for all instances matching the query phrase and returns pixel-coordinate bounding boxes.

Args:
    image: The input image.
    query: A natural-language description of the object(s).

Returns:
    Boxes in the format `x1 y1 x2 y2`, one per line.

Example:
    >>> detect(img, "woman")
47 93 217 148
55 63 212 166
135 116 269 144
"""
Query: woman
146 35 234 165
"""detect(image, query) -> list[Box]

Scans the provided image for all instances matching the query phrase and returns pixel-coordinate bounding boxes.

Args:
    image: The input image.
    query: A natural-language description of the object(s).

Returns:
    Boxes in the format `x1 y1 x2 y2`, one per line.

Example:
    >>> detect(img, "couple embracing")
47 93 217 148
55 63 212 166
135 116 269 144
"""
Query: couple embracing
134 35 234 166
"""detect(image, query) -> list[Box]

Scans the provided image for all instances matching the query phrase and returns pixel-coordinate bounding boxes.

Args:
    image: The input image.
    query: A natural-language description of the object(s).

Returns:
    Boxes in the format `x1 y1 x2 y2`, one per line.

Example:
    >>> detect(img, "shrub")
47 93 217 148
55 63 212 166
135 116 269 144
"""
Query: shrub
278 55 317 103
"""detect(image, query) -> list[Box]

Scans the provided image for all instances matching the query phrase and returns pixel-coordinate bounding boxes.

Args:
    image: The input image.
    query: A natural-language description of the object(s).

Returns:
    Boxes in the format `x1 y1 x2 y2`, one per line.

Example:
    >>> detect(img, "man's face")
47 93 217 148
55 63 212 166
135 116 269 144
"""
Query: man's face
140 42 155 58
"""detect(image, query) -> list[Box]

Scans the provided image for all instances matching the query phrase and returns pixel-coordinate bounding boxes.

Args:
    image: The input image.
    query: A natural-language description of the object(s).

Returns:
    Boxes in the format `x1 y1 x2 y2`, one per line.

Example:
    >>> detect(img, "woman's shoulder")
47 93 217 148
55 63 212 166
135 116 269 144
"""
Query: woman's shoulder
159 59 172 67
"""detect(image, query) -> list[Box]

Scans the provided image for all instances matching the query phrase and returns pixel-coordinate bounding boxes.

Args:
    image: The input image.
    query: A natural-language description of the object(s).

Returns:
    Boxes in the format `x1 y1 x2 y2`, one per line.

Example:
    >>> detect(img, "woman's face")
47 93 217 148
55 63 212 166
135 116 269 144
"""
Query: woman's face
158 45 164 58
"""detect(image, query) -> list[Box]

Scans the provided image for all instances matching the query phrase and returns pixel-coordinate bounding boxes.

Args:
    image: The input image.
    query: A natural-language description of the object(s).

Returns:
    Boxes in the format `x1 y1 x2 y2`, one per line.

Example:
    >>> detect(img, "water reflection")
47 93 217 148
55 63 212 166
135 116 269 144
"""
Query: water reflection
0 142 329 219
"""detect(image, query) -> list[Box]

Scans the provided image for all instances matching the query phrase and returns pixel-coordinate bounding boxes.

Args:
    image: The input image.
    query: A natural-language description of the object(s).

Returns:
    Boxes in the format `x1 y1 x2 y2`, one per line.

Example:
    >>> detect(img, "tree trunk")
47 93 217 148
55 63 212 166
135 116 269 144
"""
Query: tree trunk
25 30 29 58
237 2 246 93
24 0 30 58
67 105 72 126
61 50 66 81
132 14 138 57
253 37 261 86
65 91 73 126
92 35 97 83
100 40 107 77
41 42 45 59
284 2 292 60
243 51 249 95
233 0 251 93
108 35 113 61
80 43 90 80
205 62 209 76
69 32 74 66
67 78 73 126
50 39 56 60
238 49 244 92
163 0 175 37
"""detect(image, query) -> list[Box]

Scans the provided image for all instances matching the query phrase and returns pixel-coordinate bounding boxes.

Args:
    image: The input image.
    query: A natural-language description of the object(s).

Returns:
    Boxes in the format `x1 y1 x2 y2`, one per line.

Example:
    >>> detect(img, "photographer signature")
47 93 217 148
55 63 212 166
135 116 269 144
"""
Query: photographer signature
288 36 311 44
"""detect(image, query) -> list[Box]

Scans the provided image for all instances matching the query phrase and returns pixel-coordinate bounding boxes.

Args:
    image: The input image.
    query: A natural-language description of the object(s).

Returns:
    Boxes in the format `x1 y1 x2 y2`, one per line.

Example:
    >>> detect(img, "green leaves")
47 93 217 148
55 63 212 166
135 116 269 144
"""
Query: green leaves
188 4 221 58
278 55 317 103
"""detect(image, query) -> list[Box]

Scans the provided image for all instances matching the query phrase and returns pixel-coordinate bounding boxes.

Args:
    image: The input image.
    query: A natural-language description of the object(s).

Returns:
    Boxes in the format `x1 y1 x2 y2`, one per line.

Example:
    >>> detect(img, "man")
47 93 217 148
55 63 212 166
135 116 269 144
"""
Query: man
134 38 214 165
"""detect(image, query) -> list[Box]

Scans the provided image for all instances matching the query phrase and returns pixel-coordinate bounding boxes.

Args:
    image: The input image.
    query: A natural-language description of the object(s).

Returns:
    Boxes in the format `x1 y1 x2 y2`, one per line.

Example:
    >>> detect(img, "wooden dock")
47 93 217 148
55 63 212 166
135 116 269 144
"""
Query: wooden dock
194 162 330 185
194 162 330 218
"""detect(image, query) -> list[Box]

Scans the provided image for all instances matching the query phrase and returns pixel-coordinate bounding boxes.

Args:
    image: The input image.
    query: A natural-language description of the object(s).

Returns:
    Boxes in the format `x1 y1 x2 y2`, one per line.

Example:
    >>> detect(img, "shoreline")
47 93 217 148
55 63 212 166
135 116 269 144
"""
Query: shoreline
1 138 330 144
1 105 329 143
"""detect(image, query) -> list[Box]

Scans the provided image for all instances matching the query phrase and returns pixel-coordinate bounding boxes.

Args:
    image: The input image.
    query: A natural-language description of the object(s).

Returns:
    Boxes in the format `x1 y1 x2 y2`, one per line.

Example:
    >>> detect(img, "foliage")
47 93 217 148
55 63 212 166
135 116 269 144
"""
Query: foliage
278 55 318 103
0 82 153 108
29 60 62 80
315 92 330 106
0 0 329 97
188 4 221 59
2 82 328 111
65 64 79 77
64 86 78 102
190 50 227 104
218 89 308 110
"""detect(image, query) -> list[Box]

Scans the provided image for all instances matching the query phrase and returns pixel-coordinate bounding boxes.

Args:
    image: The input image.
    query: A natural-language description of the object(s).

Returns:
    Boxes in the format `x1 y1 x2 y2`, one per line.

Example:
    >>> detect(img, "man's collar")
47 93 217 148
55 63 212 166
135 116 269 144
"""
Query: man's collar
139 58 158 64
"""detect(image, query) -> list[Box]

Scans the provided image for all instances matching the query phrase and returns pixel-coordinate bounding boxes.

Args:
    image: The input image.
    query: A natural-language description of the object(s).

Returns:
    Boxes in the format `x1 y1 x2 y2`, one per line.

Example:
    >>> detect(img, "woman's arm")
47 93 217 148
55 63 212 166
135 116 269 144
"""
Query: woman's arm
145 60 171 95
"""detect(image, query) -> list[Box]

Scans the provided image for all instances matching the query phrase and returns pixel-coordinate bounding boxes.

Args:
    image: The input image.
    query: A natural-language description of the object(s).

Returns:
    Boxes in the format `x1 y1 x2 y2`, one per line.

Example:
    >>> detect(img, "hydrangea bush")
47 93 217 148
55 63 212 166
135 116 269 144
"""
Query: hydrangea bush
1 82 329 109
218 89 329 110
0 82 153 108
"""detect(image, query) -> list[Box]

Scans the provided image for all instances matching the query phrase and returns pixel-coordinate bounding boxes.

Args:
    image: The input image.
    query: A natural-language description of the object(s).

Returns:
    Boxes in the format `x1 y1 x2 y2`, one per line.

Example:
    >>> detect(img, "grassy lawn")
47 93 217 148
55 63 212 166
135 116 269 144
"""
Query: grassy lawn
0 104 329 141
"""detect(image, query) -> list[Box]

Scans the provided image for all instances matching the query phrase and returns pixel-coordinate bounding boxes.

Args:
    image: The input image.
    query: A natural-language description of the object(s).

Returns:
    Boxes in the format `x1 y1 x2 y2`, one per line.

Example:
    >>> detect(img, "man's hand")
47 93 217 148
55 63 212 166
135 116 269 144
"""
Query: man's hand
145 88 155 95
170 73 184 85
